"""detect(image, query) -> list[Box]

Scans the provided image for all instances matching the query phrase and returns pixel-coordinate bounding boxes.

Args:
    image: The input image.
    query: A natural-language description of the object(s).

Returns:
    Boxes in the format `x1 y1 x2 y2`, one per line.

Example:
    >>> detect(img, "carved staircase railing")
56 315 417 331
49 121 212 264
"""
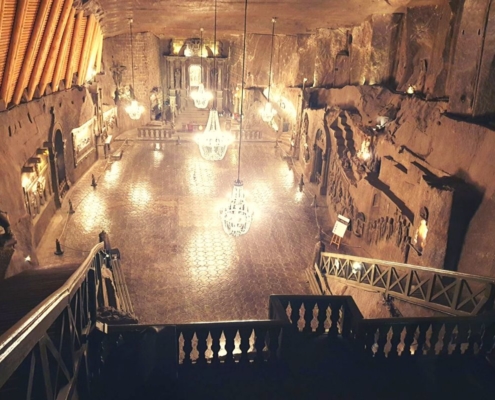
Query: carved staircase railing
0 243 109 400
316 252 495 316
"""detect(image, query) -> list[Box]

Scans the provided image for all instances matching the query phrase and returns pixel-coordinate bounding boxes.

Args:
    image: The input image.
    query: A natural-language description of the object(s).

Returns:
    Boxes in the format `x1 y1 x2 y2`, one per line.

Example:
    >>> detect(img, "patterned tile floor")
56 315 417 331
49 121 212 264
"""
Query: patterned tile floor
37 138 324 324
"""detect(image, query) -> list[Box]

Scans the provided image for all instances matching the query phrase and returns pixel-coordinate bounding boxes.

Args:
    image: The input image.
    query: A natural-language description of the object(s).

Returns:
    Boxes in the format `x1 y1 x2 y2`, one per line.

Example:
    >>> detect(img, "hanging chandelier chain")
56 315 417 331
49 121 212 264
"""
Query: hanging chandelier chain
268 17 276 102
213 0 218 108
238 0 248 182
200 28 203 84
129 19 135 96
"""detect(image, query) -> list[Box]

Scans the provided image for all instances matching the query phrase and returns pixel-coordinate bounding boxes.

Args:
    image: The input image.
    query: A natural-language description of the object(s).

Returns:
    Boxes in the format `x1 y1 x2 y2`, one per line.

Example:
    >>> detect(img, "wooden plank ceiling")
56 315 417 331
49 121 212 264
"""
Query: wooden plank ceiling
0 0 103 110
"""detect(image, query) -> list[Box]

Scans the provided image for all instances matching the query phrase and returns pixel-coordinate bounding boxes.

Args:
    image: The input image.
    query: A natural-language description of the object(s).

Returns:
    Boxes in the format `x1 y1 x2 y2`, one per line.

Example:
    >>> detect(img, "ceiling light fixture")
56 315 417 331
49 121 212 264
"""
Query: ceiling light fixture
260 18 277 124
220 0 253 237
196 0 231 160
125 19 145 120
191 28 212 109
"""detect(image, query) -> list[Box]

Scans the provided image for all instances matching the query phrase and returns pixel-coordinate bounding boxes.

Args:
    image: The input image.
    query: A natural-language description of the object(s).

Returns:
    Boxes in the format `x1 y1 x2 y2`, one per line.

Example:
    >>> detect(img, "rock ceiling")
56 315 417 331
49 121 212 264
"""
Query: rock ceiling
89 0 444 38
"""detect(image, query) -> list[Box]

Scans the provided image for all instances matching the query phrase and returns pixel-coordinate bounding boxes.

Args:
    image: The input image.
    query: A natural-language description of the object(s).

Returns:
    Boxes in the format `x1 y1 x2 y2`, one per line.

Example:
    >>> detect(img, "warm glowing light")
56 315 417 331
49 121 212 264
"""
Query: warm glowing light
352 261 363 273
129 185 151 206
220 180 253 237
413 219 428 252
184 44 193 57
407 85 415 94
125 99 145 120
191 83 213 109
260 102 277 123
25 255 31 262
357 139 371 161
196 109 232 160
86 67 97 81
104 162 122 188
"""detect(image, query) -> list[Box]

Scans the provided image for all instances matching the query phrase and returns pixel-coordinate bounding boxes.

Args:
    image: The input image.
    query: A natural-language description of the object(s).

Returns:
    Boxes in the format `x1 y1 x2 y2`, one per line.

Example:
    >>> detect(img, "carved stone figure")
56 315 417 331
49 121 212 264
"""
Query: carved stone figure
354 212 365 238
174 68 181 89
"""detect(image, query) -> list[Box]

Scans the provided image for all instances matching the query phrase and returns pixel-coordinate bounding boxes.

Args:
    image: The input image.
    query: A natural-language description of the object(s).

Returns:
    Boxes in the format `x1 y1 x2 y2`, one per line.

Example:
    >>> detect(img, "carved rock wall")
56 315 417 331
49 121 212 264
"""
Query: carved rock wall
102 32 162 131
0 88 96 278
303 85 495 276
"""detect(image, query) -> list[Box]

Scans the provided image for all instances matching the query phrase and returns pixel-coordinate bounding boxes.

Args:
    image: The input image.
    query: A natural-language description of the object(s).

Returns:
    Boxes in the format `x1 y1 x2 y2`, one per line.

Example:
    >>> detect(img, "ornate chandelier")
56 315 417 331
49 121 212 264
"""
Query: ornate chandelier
125 99 145 120
191 28 212 109
196 108 232 160
196 0 231 161
260 18 277 123
220 0 253 237
126 19 144 120
220 180 253 236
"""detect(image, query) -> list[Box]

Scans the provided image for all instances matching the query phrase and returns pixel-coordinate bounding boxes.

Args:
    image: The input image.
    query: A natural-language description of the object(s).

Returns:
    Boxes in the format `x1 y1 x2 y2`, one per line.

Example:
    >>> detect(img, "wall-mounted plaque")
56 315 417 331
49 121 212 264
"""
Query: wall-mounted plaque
72 117 96 167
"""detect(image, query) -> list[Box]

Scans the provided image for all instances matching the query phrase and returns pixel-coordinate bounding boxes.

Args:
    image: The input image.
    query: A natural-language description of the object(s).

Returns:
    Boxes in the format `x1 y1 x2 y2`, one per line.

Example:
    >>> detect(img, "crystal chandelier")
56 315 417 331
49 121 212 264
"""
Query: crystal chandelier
196 0 231 161
220 180 253 236
191 28 212 109
260 18 277 123
125 99 145 120
220 0 253 237
196 108 232 160
126 19 144 120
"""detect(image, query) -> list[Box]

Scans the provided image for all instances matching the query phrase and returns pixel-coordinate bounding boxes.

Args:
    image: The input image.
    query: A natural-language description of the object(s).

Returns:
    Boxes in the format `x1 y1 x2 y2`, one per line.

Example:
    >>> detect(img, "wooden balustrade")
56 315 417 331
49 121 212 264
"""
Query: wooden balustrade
0 242 110 400
231 130 263 140
271 295 363 340
355 315 495 359
319 252 495 316
176 320 283 367
137 127 174 139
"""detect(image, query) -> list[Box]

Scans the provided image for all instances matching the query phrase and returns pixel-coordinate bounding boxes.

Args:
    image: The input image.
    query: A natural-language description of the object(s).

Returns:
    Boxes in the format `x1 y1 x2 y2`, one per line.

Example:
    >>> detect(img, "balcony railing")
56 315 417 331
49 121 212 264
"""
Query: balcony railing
317 252 495 316
0 242 110 400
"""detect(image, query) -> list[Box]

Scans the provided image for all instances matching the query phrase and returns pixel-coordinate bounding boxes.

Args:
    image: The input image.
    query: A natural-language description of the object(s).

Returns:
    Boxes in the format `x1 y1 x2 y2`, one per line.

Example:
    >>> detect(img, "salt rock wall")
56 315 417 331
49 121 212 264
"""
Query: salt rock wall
300 85 495 276
0 88 96 278
101 32 162 132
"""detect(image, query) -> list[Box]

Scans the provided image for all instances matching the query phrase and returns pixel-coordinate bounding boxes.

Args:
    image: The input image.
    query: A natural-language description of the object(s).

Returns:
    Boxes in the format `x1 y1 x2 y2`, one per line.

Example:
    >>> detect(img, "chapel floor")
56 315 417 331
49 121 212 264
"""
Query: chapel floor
36 134 327 323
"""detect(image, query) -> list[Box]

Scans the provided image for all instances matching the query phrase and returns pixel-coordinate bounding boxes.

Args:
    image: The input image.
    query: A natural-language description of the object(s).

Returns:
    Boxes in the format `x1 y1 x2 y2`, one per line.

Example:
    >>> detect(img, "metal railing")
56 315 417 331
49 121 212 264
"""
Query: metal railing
0 243 109 400
317 252 495 316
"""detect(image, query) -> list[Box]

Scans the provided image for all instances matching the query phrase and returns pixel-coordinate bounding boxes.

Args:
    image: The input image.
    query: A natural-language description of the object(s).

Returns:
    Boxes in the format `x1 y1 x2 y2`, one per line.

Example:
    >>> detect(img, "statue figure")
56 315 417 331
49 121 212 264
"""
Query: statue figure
387 218 394 240
174 68 181 89
354 212 365 238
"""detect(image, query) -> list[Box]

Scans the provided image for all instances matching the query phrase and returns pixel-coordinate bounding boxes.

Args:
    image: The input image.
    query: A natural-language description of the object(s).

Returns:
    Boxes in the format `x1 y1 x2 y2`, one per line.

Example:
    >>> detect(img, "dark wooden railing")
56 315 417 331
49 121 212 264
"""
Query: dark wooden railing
0 243 109 400
318 252 495 316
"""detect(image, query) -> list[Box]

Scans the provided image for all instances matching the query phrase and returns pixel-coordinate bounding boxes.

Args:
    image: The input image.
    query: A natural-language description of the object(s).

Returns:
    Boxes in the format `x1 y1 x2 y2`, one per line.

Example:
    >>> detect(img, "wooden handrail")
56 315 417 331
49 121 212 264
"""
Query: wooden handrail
0 242 104 367
321 252 495 283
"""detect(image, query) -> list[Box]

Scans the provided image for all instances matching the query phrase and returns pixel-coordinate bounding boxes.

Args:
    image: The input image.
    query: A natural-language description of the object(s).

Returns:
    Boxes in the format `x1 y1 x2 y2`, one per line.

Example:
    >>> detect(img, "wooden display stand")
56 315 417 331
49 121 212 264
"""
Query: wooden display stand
331 214 350 249
330 234 342 249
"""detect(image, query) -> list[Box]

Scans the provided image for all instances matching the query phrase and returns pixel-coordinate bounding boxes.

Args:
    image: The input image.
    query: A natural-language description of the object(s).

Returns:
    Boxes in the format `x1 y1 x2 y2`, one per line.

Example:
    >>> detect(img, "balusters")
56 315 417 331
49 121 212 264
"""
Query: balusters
223 328 236 365
426 323 441 356
239 327 251 364
374 326 390 359
181 330 194 366
302 300 316 334
315 303 327 335
402 325 417 358
328 304 340 338
386 326 400 358
195 330 208 365
210 328 222 366
254 327 268 363
440 323 455 356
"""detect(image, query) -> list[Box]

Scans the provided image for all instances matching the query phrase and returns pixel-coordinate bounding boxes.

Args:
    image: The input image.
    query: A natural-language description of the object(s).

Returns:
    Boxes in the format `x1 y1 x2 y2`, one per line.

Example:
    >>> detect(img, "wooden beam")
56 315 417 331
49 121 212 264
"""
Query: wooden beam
0 0 29 103
27 0 64 100
51 7 75 91
12 0 52 105
85 23 100 81
95 31 103 73
64 10 83 89
77 14 96 86
38 0 72 95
